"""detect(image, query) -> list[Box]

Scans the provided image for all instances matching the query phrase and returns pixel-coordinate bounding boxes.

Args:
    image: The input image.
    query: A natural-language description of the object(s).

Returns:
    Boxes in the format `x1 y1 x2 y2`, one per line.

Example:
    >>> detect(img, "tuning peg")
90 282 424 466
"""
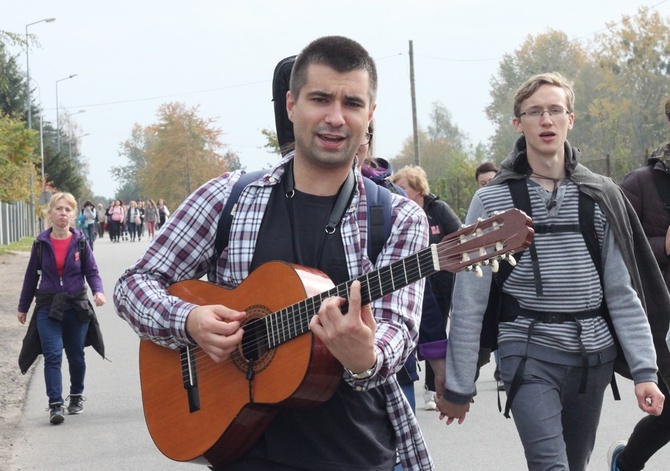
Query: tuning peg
474 265 483 277
491 259 500 273
506 254 517 267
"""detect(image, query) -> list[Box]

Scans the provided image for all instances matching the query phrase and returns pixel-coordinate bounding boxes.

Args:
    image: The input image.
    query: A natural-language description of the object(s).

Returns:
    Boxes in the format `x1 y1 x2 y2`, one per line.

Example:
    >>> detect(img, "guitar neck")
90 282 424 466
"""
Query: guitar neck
265 246 437 349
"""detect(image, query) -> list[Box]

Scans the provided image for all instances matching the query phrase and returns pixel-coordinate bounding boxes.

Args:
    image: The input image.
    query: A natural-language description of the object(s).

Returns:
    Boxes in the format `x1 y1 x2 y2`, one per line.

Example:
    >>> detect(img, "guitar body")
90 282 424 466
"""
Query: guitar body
136 208 534 467
139 261 342 466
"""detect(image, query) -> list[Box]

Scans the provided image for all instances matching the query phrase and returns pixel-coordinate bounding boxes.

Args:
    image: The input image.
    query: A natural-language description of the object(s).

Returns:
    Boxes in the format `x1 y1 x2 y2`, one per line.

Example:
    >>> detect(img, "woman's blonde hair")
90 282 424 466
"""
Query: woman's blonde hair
392 165 430 197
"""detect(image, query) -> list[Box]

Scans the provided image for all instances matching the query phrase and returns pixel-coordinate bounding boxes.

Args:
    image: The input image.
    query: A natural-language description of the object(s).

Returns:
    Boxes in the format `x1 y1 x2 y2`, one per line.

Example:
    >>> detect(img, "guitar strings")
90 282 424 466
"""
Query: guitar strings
176 228 515 378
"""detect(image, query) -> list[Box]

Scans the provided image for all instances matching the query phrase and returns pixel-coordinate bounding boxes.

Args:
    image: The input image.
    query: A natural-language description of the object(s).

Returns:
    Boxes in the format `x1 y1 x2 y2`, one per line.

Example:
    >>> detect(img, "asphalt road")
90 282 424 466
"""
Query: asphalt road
10 236 670 470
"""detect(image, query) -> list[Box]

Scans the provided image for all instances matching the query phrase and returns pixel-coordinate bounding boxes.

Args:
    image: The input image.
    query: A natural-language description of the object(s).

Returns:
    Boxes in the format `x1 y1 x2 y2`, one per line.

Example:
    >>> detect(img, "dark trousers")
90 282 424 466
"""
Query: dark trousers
617 375 670 471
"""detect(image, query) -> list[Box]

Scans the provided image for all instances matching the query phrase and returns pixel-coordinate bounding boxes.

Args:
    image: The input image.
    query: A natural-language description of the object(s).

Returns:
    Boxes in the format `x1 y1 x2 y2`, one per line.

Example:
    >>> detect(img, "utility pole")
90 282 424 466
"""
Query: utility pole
409 40 420 166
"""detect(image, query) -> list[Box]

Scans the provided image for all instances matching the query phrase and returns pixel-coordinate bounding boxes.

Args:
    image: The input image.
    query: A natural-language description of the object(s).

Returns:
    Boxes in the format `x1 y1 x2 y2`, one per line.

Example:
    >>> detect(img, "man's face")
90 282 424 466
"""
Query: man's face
287 63 375 169
513 84 574 159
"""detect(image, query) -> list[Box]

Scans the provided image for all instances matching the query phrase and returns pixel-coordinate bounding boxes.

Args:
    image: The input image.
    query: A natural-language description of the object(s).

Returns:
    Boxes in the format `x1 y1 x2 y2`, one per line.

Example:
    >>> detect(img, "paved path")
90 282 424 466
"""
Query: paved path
10 236 670 470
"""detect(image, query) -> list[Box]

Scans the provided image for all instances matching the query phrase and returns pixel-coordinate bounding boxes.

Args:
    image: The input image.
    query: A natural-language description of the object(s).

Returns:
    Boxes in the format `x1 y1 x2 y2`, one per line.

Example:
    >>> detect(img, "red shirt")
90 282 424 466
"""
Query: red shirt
50 234 73 277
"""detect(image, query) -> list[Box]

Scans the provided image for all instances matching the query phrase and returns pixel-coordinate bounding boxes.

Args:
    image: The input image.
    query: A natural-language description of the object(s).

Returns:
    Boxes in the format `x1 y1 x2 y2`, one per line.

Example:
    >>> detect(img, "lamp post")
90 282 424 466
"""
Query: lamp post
25 17 55 236
56 74 78 152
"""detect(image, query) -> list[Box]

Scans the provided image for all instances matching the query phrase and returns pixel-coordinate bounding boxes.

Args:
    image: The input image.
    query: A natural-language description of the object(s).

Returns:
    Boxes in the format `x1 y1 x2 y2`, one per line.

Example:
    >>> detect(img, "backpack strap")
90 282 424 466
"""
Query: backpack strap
363 177 393 265
78 237 87 274
34 240 43 277
214 170 266 260
213 171 394 269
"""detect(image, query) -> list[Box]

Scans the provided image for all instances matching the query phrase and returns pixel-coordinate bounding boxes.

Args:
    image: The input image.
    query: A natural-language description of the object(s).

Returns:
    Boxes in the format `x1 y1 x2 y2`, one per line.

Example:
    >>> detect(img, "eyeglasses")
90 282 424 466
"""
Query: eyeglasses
362 132 373 145
519 106 570 120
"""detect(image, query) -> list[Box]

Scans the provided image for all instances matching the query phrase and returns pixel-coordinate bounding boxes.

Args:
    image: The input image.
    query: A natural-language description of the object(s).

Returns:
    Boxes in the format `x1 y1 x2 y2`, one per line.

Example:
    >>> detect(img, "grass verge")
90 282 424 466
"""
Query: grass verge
0 237 35 256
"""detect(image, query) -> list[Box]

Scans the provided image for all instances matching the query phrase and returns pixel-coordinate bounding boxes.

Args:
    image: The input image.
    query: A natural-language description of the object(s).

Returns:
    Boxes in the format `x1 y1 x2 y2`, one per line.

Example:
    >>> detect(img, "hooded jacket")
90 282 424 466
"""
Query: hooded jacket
18 227 106 373
620 145 670 289
494 137 670 388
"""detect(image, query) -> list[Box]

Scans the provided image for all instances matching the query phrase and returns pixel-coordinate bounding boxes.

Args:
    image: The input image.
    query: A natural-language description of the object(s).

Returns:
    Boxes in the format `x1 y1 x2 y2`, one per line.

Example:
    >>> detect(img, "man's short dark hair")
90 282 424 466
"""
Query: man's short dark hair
290 36 378 107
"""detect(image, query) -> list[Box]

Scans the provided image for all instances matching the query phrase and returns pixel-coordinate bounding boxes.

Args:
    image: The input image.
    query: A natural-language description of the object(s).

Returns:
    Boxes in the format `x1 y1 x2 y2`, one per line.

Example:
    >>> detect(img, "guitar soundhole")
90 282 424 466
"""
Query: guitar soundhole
231 305 276 375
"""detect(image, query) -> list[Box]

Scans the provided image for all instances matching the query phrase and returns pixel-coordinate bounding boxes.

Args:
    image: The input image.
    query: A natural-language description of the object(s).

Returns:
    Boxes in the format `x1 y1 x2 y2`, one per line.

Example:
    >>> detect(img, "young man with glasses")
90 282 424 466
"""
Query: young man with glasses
436 72 668 471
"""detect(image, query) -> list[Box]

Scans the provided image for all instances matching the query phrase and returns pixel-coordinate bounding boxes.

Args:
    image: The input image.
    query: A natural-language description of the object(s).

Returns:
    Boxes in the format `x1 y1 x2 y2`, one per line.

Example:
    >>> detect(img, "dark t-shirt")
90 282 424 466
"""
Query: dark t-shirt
224 184 396 471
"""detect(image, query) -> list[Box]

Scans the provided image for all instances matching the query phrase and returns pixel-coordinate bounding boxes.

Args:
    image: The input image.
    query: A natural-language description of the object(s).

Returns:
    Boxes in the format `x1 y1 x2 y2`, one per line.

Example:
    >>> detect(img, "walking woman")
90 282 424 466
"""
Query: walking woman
17 192 106 425
144 199 158 239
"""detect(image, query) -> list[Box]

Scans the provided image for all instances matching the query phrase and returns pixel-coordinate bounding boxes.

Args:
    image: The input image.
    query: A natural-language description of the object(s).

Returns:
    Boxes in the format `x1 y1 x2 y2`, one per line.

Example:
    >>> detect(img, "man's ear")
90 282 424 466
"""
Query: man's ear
287 91 295 123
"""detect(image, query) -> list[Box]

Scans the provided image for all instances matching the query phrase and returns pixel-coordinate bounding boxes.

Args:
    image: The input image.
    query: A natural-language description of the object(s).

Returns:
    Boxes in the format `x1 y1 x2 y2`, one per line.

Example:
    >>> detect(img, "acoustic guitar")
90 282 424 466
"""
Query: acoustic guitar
138 208 533 466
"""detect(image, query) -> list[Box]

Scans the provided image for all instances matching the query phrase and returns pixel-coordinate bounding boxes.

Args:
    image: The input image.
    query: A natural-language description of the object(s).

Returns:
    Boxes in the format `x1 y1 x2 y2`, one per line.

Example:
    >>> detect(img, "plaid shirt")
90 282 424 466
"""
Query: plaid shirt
114 154 433 470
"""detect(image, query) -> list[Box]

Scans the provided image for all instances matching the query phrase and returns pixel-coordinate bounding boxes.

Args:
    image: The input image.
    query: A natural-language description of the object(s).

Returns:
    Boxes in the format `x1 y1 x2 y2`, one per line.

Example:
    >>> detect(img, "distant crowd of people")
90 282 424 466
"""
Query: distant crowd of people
75 198 171 248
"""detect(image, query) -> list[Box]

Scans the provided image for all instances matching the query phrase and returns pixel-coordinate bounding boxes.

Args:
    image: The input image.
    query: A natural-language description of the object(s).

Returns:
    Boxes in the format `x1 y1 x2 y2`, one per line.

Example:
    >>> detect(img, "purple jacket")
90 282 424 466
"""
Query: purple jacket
18 227 104 314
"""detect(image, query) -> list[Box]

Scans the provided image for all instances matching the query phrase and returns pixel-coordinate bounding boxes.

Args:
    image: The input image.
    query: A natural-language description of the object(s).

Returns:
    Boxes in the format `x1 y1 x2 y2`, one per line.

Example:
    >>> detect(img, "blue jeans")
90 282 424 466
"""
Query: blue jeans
36 306 89 405
84 223 96 250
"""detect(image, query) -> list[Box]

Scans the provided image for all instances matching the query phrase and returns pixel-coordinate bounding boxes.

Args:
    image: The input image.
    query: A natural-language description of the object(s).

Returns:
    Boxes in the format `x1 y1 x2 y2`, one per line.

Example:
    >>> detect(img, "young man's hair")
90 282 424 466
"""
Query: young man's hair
475 161 499 181
392 165 430 197
513 72 575 119
665 97 670 121
290 36 378 107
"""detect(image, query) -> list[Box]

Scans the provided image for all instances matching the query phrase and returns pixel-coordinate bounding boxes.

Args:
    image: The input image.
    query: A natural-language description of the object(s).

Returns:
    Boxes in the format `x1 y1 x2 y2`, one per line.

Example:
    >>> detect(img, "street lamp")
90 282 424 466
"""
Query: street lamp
25 17 55 236
25 18 55 131
56 74 78 152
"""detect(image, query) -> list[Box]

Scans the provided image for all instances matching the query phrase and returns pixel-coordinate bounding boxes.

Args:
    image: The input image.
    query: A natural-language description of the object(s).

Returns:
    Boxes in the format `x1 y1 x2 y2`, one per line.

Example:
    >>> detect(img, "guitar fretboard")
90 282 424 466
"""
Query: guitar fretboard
264 246 437 349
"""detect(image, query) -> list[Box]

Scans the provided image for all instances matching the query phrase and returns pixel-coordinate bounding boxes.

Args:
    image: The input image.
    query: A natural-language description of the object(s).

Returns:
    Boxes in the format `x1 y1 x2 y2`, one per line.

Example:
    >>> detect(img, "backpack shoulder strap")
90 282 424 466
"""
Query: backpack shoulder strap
363 177 393 265
78 237 87 272
34 240 43 276
214 171 265 259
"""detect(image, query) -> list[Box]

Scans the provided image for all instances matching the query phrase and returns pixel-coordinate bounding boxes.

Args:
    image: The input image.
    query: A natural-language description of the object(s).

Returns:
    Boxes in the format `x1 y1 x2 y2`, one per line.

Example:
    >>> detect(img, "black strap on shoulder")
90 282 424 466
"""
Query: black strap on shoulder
363 177 393 265
34 240 43 276
213 171 394 267
652 164 670 220
78 237 87 276
214 171 266 260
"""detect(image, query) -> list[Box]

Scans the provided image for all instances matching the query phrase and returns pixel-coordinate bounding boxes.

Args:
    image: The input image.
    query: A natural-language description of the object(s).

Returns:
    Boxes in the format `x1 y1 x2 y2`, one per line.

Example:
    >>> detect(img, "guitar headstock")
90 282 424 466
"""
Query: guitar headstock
435 208 534 274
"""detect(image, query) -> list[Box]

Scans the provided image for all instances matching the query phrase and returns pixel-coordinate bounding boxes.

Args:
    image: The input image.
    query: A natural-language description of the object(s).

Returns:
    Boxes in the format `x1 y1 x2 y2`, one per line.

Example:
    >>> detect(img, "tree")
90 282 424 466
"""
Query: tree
111 123 153 202
137 102 238 208
589 7 670 177
391 102 479 213
486 30 590 162
0 114 38 202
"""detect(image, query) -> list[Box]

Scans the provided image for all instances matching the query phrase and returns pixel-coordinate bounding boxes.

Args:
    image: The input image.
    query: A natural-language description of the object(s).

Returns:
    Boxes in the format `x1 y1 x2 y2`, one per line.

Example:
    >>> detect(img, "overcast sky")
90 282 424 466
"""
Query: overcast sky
6 0 670 198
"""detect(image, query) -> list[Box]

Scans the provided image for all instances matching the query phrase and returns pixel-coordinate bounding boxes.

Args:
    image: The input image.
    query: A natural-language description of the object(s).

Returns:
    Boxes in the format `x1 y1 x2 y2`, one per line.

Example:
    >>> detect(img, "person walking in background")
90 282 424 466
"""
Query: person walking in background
96 203 105 239
114 36 434 470
437 72 668 471
144 199 158 239
17 192 106 425
475 161 499 188
136 200 146 241
156 199 169 230
608 97 670 471
473 161 505 390
108 200 124 243
392 165 461 411
81 201 97 251
126 201 140 242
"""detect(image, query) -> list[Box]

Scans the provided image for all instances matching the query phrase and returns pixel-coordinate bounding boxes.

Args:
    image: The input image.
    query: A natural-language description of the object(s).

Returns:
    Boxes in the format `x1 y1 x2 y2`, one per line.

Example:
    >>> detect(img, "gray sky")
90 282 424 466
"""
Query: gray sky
6 0 670 198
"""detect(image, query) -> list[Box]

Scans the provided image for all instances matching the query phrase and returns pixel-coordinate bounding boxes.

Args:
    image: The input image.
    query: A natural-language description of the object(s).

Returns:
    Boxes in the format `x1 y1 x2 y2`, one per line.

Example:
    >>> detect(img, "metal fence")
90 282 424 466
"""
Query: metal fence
0 201 34 246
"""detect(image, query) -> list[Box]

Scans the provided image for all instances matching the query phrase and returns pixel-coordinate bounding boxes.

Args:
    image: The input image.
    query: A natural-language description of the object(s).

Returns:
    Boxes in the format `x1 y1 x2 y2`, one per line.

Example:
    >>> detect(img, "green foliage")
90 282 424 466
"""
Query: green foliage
261 128 281 155
484 10 670 184
116 102 238 209
391 102 483 214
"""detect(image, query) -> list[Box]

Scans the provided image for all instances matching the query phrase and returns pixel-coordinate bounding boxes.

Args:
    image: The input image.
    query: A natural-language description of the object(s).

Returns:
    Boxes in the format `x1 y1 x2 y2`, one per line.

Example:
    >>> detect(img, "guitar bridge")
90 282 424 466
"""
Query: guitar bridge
181 346 201 413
